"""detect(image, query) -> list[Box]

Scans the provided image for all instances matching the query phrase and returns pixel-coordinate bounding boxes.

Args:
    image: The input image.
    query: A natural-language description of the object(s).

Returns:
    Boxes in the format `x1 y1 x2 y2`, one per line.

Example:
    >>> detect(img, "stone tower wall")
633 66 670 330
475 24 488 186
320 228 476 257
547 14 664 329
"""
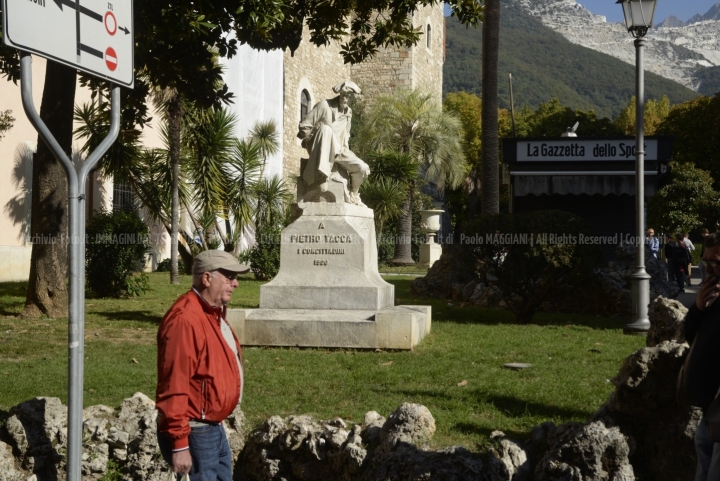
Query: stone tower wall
350 5 444 105
410 4 445 104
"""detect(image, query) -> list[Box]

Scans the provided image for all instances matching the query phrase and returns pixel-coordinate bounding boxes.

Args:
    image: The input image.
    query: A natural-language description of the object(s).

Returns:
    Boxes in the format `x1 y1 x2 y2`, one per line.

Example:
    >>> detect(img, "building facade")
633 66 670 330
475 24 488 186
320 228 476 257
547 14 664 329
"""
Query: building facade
0 6 444 280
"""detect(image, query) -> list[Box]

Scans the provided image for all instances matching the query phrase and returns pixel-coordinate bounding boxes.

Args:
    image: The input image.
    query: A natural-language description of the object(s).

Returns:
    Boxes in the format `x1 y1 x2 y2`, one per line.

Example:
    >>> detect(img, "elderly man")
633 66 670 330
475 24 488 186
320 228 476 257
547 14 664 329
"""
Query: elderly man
684 232 720 480
297 80 370 206
156 250 250 480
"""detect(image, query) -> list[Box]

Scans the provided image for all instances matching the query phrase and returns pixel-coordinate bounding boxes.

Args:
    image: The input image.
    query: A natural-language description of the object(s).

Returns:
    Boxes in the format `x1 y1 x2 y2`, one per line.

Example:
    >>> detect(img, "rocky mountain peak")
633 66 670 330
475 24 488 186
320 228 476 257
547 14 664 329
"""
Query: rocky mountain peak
512 0 720 91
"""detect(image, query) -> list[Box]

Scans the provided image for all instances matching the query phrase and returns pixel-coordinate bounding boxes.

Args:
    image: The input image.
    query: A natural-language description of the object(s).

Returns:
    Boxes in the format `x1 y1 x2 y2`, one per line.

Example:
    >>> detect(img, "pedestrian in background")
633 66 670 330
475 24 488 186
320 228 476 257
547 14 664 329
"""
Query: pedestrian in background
665 233 677 285
683 232 696 285
646 228 659 258
699 228 710 283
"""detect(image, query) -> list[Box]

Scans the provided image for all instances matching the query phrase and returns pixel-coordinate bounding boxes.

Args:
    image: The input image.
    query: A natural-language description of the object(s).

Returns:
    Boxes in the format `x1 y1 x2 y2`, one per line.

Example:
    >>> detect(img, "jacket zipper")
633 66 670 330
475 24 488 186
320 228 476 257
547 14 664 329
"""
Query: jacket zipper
201 380 206 420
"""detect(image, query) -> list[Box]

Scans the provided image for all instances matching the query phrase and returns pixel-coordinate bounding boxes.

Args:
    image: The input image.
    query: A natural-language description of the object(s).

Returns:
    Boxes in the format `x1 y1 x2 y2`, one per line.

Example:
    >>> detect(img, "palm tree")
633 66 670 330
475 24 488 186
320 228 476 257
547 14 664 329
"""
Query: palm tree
357 89 466 265
361 150 416 245
249 119 280 179
481 0 500 215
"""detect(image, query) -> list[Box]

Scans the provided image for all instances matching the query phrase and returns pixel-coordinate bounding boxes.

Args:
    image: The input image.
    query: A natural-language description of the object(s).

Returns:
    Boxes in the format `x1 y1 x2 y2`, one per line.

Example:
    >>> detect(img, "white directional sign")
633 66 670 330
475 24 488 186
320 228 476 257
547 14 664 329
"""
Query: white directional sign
3 0 134 87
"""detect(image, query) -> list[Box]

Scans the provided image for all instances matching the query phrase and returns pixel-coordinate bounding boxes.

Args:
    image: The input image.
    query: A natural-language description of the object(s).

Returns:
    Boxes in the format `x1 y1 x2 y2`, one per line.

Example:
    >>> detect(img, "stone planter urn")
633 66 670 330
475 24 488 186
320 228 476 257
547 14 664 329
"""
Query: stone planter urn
418 209 444 269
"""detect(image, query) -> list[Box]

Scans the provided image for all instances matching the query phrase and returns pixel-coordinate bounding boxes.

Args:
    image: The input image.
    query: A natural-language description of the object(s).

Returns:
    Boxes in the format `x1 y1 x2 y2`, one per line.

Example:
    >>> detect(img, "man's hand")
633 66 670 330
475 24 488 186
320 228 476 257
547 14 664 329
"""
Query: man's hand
172 449 192 475
696 275 720 311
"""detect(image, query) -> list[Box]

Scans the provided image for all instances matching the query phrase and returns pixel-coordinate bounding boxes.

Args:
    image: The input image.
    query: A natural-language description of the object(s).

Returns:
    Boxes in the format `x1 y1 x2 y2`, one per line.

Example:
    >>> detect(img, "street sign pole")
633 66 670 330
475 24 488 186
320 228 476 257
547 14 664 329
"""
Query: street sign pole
20 53 121 481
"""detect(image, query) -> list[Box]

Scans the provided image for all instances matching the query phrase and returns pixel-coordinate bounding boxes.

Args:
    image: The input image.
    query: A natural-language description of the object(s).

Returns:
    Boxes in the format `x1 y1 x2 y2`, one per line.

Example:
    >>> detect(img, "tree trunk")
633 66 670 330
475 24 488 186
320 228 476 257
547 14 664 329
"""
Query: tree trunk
22 61 77 318
391 184 415 265
481 0 500 215
167 93 183 284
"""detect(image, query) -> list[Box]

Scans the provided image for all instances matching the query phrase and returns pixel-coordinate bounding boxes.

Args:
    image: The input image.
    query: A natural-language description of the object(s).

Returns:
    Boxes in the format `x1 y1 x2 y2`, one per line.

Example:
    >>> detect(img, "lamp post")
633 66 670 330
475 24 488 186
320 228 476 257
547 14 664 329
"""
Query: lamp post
617 0 657 334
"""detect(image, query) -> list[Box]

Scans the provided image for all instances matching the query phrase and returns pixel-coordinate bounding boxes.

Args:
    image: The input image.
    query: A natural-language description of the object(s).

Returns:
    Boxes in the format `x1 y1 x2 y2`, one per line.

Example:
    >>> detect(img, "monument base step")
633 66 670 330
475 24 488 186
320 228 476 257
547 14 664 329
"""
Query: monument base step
227 305 431 350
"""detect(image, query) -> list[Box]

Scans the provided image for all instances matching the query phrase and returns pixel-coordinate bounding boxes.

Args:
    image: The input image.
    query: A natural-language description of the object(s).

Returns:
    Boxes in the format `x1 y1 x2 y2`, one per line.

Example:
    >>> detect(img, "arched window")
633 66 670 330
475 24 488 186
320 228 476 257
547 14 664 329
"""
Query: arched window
426 24 432 49
300 89 311 119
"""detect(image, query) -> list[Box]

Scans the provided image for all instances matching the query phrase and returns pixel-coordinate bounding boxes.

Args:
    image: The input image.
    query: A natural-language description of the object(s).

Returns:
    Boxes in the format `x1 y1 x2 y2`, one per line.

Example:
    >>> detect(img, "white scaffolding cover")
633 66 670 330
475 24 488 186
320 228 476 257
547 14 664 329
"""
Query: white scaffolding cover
220 44 284 180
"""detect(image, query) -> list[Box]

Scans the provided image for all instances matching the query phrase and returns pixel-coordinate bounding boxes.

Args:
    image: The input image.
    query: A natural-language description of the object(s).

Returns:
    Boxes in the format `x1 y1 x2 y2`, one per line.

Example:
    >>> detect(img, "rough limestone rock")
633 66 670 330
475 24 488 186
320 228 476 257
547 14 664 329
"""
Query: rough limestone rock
378 403 436 450
234 414 366 481
594 341 700 480
485 434 531 481
647 296 687 347
3 397 67 480
363 403 486 481
534 420 634 481
235 404 489 481
0 440 26 481
0 393 244 481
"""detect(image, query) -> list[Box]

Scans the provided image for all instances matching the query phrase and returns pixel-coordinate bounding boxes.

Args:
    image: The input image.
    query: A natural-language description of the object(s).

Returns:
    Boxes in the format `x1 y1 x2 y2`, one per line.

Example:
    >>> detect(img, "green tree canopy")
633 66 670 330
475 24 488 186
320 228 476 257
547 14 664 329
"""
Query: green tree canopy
656 94 720 187
647 162 720 233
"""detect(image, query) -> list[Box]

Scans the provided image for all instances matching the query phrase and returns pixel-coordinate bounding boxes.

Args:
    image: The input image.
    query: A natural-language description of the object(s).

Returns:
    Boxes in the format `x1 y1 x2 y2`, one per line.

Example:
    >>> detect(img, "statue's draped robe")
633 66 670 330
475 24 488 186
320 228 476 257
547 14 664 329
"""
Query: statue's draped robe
298 97 365 186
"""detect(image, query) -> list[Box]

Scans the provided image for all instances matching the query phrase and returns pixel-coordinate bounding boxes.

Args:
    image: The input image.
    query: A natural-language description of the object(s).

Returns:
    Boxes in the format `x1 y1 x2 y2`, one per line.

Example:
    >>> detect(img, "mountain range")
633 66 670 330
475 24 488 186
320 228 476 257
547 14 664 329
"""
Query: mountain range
657 3 720 28
443 0 699 119
516 0 720 93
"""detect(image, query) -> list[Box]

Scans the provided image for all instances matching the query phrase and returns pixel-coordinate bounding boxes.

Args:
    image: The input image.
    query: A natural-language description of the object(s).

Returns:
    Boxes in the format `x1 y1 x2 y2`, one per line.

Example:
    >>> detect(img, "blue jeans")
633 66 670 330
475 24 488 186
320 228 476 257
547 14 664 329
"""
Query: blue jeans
695 413 720 481
158 423 232 481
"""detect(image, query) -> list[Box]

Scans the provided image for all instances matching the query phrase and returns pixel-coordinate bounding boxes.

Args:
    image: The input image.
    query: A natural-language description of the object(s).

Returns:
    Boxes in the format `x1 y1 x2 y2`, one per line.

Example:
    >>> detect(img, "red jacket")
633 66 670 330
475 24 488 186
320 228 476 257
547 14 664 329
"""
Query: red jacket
156 290 243 450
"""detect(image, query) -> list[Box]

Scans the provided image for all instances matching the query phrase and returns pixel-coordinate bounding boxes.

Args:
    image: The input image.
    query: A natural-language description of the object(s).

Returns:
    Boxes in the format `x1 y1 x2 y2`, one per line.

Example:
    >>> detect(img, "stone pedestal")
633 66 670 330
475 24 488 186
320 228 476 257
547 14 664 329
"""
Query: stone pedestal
418 240 442 269
417 209 444 269
229 201 431 350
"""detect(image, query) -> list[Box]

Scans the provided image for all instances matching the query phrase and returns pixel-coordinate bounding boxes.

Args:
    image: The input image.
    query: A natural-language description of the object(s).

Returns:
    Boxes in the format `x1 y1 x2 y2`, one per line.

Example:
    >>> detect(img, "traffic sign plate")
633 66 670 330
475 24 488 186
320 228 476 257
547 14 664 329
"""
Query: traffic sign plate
2 0 134 87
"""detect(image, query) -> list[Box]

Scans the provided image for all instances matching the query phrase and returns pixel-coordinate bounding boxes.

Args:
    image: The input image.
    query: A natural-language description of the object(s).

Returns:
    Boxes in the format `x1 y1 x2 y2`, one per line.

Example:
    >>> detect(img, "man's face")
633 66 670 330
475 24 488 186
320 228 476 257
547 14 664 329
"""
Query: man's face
338 92 351 109
647 229 654 237
201 269 238 306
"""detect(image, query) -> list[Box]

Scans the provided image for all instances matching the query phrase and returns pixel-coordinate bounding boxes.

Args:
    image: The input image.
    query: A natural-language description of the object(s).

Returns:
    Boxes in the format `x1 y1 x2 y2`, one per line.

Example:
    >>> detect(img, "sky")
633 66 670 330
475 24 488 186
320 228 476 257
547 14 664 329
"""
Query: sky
577 0 719 23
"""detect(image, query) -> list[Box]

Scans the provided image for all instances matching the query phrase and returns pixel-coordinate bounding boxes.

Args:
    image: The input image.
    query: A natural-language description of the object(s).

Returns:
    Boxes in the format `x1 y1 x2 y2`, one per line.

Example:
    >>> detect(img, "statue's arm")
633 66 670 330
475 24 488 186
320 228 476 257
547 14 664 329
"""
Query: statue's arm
345 111 352 150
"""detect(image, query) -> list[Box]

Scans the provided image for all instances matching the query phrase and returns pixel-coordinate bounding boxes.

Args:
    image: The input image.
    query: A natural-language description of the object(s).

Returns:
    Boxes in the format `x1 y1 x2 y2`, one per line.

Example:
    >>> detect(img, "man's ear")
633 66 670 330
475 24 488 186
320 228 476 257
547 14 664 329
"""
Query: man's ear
202 271 213 287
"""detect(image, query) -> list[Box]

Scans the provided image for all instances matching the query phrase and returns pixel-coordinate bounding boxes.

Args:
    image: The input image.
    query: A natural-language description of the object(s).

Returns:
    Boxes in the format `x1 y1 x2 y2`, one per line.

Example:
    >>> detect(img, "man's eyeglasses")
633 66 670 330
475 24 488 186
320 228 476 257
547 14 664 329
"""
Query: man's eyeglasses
216 271 238 283
704 259 720 269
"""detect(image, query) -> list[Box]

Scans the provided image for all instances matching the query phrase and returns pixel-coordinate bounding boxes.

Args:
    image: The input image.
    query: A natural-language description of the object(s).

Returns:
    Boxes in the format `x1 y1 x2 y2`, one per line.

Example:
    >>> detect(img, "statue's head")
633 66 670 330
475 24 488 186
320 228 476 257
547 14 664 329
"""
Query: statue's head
333 81 361 109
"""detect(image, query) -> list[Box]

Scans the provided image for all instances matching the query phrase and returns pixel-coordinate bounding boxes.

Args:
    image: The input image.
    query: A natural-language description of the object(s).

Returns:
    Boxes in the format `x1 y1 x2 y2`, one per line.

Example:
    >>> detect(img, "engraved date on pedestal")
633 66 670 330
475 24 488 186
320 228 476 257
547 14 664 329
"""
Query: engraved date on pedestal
313 259 328 266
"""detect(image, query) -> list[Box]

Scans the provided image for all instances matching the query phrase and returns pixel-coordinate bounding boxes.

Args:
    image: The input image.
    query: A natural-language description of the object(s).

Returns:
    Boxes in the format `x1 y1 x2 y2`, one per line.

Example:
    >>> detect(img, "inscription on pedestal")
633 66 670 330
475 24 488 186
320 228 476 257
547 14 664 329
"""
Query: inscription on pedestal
289 226 359 266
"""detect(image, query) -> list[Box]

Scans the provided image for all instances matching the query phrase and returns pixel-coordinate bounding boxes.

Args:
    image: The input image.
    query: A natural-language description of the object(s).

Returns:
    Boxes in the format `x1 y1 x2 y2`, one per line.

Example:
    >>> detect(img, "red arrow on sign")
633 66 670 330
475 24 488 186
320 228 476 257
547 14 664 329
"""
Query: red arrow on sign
105 47 117 71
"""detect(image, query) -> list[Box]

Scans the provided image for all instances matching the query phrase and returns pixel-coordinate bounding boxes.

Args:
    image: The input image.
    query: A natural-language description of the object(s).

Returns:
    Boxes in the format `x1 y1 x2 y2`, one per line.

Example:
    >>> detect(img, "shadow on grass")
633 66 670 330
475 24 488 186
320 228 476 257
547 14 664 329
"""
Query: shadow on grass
387 278 628 330
0 281 27 316
98 310 162 324
452 422 530 444
479 392 592 421
388 387 593 424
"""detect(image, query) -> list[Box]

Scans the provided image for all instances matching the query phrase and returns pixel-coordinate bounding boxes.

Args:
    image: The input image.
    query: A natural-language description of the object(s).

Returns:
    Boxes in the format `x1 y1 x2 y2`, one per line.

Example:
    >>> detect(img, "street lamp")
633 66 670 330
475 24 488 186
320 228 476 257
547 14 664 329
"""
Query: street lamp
617 0 657 334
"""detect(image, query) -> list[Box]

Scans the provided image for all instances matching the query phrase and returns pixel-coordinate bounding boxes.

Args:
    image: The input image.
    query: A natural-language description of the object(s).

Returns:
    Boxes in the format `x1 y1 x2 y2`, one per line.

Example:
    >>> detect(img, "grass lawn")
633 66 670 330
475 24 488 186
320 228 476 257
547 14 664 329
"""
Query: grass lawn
0 272 644 451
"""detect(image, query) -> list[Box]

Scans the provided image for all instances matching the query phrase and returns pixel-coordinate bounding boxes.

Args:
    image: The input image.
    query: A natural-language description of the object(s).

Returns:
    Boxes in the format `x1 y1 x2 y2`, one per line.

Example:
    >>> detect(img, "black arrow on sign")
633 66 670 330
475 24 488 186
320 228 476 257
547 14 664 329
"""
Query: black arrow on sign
119 26 130 35
53 0 102 22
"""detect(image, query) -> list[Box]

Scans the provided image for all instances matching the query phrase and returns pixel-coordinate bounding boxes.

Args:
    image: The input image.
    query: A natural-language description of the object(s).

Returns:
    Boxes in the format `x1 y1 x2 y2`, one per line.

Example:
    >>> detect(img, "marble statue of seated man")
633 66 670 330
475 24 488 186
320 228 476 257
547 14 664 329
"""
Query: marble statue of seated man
297 81 370 206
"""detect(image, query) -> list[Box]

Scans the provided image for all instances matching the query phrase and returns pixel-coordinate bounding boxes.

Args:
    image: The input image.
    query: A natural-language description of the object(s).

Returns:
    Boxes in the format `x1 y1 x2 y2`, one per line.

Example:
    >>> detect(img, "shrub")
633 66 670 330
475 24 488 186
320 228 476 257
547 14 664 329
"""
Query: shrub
155 257 185 273
461 210 604 323
242 228 281 281
86 210 150 298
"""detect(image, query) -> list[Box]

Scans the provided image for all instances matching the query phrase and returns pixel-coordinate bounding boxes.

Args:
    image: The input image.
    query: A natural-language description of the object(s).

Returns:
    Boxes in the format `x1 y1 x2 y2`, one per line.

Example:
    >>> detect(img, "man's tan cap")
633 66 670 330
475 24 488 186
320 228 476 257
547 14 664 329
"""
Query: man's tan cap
192 250 251 275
